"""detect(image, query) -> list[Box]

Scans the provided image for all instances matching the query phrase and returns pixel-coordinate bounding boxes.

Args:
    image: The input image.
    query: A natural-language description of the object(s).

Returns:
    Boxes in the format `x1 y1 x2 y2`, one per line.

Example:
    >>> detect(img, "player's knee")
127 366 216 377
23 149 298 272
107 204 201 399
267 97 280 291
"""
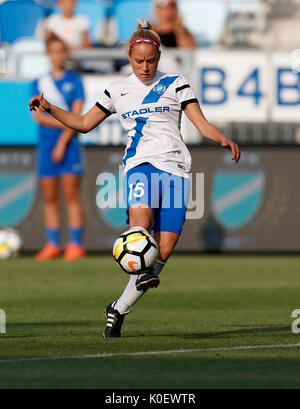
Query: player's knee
129 207 153 232
44 191 59 205
64 187 80 204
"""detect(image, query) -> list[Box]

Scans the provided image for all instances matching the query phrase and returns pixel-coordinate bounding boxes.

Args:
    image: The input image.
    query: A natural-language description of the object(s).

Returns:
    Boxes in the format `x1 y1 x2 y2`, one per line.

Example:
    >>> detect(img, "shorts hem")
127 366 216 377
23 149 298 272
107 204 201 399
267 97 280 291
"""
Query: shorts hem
38 171 84 178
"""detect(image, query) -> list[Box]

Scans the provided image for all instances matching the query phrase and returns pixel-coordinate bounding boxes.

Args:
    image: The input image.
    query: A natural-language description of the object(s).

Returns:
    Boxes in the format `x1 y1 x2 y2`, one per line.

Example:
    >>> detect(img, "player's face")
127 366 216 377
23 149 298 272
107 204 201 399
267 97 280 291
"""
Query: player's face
47 40 68 69
129 43 160 83
59 0 76 17
156 0 178 20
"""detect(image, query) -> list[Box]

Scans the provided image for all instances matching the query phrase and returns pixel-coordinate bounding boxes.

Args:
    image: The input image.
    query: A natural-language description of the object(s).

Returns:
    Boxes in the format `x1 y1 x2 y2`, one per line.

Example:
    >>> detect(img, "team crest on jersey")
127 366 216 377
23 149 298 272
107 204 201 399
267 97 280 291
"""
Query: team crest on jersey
0 173 37 227
62 82 74 93
153 84 167 95
211 171 265 230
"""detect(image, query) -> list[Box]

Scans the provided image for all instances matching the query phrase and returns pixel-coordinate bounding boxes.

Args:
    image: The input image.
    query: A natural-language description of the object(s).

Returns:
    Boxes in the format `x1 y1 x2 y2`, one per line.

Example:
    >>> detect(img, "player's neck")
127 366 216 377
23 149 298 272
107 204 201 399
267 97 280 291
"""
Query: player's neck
51 67 66 79
134 71 161 86
63 12 73 19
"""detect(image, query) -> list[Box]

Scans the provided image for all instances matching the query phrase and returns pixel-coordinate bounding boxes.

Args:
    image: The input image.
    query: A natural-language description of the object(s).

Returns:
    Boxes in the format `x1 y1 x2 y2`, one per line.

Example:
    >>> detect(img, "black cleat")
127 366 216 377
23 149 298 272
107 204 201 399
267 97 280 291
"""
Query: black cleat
135 272 160 292
103 302 129 338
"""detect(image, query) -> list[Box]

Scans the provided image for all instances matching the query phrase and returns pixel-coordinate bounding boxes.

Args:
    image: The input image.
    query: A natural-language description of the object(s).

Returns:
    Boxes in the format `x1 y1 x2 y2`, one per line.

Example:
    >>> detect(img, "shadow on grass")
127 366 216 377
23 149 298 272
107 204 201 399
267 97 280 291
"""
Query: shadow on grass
2 322 291 341
125 325 290 339
182 325 291 339
2 321 100 338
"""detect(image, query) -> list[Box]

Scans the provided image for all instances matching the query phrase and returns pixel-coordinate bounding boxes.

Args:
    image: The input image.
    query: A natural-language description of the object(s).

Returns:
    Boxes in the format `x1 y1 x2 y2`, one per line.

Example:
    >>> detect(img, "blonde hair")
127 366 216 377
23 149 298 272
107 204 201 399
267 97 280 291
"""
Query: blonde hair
128 19 161 55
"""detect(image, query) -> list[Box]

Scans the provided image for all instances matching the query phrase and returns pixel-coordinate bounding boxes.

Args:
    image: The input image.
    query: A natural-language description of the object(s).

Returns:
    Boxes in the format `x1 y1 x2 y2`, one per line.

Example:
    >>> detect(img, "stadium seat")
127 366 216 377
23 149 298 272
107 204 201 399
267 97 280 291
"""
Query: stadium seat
0 1 46 44
53 0 109 44
112 0 153 41
177 0 227 46
7 38 51 78
75 0 109 43
227 0 260 14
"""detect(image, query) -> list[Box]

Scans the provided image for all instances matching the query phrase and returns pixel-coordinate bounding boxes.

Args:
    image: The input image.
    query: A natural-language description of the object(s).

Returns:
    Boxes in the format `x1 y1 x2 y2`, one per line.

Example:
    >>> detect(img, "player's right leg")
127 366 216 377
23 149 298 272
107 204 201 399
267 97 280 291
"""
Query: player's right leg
60 140 85 260
35 177 61 260
104 164 156 338
61 174 85 260
104 210 156 338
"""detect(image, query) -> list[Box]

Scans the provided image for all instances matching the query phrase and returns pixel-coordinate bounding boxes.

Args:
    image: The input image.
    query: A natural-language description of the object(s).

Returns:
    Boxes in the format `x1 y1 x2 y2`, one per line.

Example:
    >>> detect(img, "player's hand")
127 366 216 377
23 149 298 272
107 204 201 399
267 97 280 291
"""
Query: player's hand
175 15 186 34
221 138 241 163
29 94 51 113
52 139 67 163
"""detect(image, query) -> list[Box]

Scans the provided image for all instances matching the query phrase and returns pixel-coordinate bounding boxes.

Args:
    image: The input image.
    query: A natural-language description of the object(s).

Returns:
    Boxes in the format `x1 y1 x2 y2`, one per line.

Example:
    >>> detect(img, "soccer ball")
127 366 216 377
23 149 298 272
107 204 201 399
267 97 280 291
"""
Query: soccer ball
113 228 158 274
0 229 22 260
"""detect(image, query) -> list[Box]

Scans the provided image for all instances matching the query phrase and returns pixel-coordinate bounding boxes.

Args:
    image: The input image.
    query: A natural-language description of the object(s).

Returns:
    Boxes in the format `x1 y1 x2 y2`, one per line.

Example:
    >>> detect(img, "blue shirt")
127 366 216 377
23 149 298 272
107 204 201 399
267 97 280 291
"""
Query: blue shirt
32 70 85 148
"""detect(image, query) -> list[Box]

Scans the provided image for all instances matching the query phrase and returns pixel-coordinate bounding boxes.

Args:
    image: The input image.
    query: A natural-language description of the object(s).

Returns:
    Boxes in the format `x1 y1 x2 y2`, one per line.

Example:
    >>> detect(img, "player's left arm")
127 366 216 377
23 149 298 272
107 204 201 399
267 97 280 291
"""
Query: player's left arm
52 99 83 164
82 31 92 48
184 101 241 163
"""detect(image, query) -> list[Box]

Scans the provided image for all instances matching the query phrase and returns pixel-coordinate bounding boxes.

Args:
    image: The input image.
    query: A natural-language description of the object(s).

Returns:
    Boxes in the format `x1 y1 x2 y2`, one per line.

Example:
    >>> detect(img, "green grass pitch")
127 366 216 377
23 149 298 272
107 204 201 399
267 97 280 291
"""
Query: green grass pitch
0 254 300 389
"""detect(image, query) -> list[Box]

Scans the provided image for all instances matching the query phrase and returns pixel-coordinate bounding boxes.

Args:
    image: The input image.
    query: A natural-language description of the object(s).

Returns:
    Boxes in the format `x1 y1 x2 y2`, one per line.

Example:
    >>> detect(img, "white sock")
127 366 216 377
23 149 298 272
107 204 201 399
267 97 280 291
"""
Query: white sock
114 260 167 314
114 274 140 314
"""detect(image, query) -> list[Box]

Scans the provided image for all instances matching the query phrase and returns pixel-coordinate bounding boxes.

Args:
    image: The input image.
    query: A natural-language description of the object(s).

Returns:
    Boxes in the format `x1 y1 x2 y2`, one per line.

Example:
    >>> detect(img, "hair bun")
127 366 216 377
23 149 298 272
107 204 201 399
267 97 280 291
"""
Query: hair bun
129 18 161 55
137 18 153 31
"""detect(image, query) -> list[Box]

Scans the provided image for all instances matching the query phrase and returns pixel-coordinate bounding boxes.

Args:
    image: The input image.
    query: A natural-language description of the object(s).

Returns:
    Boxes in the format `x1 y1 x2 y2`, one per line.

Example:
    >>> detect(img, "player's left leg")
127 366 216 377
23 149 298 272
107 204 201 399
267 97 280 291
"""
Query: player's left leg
104 205 156 337
35 177 61 260
154 231 180 262
61 174 85 260
135 232 180 291
136 173 190 291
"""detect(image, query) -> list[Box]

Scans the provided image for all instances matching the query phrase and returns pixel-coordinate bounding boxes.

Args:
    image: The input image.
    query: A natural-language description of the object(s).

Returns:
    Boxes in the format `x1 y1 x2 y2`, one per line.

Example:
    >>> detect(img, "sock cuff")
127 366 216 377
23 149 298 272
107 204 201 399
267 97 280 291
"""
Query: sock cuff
68 227 84 246
69 227 84 232
46 228 61 246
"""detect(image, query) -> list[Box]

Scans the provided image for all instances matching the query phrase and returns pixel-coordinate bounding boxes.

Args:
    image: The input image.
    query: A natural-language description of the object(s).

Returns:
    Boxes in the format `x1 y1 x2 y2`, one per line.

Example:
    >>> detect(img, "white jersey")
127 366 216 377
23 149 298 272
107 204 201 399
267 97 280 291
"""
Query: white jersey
39 15 90 48
96 71 198 178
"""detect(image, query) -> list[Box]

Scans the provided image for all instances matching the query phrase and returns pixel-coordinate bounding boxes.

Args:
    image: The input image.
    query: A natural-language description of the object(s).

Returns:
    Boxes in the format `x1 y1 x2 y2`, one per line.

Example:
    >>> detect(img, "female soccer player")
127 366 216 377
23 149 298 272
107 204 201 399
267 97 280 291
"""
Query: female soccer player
30 20 240 336
32 33 86 261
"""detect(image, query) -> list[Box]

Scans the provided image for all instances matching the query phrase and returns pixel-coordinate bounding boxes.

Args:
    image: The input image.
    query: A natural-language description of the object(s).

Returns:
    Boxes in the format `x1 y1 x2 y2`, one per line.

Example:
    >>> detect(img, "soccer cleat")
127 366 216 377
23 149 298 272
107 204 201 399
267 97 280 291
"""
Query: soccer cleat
103 302 129 338
35 243 61 261
135 272 160 292
63 243 86 261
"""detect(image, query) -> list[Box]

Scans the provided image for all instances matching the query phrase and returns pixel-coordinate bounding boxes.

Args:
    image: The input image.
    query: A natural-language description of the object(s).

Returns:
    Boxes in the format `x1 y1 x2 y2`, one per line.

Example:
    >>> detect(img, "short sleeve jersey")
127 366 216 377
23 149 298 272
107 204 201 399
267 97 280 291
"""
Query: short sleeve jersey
96 71 198 178
41 15 90 48
33 70 85 143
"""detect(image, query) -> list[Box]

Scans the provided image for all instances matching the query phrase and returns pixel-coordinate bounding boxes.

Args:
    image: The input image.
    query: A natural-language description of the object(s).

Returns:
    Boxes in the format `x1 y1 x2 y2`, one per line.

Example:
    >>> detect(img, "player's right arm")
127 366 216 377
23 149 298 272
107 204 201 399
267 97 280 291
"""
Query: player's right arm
29 94 108 134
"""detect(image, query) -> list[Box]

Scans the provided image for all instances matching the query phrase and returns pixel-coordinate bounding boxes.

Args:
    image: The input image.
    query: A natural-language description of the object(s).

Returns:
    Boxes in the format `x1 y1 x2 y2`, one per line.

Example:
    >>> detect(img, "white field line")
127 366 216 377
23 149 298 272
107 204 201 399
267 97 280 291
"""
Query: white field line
0 343 300 364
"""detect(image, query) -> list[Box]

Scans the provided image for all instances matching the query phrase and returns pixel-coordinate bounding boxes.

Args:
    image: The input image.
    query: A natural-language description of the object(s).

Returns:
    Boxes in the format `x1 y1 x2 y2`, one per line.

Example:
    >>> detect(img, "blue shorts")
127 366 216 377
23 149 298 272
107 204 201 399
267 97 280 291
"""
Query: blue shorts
124 163 190 234
38 137 84 178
